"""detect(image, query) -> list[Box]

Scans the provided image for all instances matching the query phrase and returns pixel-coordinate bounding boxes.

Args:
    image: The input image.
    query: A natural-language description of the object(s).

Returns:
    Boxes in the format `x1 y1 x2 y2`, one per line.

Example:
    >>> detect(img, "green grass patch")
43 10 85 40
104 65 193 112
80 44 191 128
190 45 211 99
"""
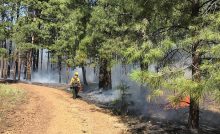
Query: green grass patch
0 84 26 107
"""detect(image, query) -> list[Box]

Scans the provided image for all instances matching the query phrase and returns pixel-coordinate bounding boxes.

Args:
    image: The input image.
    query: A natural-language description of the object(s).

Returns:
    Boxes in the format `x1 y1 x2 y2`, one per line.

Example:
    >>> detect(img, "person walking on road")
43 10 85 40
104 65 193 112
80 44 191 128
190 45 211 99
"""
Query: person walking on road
69 72 81 99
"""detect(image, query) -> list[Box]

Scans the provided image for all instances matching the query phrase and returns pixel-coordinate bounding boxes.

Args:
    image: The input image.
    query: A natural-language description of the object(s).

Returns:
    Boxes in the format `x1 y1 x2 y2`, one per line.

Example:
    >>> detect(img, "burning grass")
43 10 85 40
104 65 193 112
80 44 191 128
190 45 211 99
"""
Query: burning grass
164 96 190 110
0 84 26 132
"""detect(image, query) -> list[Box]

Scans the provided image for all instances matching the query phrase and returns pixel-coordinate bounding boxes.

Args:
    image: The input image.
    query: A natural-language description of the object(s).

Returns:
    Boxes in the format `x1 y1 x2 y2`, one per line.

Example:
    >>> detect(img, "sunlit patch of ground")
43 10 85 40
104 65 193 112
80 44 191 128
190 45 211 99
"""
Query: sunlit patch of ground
0 83 126 134
0 84 26 133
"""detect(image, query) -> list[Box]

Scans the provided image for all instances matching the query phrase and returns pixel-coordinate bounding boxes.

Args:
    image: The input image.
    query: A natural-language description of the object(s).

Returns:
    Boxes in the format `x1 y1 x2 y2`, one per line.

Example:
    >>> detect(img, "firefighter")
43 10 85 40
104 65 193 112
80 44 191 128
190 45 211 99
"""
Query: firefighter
69 72 81 98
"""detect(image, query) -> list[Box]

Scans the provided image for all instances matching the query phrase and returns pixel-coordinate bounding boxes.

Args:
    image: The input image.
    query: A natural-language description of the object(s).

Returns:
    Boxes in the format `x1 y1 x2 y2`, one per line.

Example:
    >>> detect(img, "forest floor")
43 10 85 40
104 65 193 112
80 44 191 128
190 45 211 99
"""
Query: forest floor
1 83 127 134
1 82 220 134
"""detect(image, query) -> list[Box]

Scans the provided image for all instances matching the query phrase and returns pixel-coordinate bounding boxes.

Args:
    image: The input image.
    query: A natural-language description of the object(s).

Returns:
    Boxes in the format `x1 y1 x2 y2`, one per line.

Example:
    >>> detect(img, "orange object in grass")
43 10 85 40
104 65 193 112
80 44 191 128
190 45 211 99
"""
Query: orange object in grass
179 96 190 108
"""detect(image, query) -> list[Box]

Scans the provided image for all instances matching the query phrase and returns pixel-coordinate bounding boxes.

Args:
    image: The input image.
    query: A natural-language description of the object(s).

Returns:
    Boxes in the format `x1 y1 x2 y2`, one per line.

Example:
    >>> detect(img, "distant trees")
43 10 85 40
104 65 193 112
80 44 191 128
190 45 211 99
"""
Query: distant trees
0 0 21 80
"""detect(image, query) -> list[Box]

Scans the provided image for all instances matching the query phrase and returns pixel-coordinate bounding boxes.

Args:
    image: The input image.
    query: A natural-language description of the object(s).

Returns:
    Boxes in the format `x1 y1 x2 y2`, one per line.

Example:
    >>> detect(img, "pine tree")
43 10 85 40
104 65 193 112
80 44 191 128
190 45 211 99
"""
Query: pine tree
13 0 45 81
0 0 16 79
130 0 220 131
80 0 139 89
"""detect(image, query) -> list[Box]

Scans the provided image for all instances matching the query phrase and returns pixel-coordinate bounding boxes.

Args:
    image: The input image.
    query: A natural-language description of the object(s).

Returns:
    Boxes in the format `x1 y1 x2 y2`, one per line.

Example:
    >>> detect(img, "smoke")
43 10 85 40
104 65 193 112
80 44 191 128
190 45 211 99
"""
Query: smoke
87 90 121 103
28 49 220 127
29 49 99 84
28 49 187 123
110 64 188 122
32 71 57 83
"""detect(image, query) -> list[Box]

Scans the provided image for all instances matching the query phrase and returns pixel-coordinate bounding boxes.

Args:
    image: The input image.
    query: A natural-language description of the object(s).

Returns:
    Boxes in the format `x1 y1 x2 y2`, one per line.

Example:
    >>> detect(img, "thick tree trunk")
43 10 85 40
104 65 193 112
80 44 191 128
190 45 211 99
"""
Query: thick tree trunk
27 33 35 81
7 41 13 78
188 0 201 131
82 65 88 86
7 62 10 78
58 56 62 83
23 60 27 80
189 96 199 130
189 43 200 131
99 58 112 90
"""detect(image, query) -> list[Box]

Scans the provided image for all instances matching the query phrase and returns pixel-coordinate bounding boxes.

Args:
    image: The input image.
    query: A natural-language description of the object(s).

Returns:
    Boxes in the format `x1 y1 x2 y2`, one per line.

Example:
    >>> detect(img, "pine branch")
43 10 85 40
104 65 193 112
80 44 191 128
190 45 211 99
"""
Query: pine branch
200 0 217 8
150 25 189 37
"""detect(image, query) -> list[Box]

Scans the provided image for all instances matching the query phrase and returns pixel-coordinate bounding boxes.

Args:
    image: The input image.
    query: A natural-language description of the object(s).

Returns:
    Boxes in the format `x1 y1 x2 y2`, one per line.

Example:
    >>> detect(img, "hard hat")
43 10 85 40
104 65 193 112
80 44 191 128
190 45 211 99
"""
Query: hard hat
74 72 79 76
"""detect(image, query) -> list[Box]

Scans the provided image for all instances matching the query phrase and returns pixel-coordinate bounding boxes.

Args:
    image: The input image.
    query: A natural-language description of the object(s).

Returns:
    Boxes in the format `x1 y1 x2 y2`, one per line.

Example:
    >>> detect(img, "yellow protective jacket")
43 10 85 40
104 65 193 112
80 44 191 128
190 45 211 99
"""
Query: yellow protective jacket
70 76 81 86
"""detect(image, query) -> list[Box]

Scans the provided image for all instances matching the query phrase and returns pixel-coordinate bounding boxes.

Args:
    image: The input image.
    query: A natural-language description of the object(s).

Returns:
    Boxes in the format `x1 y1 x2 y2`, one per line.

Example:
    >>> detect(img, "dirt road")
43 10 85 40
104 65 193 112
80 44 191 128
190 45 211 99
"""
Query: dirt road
3 83 126 134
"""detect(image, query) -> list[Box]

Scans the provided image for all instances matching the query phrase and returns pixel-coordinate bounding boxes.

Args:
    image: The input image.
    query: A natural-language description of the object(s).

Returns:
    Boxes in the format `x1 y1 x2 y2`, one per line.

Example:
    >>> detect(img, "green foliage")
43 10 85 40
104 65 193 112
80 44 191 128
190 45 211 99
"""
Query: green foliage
129 0 220 109
0 48 7 57
1 0 220 128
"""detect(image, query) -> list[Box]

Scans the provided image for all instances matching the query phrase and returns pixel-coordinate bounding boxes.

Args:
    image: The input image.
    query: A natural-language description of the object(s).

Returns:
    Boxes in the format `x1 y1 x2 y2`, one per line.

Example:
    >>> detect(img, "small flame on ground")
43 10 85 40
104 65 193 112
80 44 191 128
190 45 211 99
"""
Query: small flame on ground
165 96 190 110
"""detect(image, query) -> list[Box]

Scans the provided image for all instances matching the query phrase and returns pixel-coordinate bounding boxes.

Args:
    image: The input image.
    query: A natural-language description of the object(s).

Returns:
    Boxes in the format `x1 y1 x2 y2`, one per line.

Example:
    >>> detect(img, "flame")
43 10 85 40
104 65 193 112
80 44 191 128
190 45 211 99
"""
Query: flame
164 96 190 110
178 96 190 108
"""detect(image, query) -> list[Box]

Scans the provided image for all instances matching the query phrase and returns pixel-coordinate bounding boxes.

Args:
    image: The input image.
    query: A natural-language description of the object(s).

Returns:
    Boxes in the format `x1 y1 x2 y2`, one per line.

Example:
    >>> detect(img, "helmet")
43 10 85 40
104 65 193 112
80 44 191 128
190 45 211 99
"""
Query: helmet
74 72 79 76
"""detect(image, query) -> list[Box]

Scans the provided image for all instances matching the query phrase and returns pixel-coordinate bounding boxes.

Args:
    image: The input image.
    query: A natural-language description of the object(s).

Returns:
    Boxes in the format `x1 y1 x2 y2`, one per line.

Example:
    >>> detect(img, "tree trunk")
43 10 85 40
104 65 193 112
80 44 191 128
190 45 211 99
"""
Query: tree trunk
99 58 112 90
58 56 62 83
188 0 201 131
1 56 3 78
7 61 10 78
4 57 8 79
7 41 13 78
189 43 200 131
32 49 39 72
17 52 21 80
36 49 39 71
1 58 4 78
13 61 17 80
47 51 50 71
66 66 70 84
82 65 88 86
189 96 199 130
27 33 35 81
33 49 36 71
26 51 32 81
12 51 17 80
23 60 27 80
41 49 43 70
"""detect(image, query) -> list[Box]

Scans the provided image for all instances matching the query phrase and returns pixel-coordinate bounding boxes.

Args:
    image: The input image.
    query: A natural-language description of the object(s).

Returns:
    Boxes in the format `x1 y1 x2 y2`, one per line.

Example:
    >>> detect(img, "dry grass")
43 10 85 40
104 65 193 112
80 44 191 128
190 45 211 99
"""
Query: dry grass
0 84 26 131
